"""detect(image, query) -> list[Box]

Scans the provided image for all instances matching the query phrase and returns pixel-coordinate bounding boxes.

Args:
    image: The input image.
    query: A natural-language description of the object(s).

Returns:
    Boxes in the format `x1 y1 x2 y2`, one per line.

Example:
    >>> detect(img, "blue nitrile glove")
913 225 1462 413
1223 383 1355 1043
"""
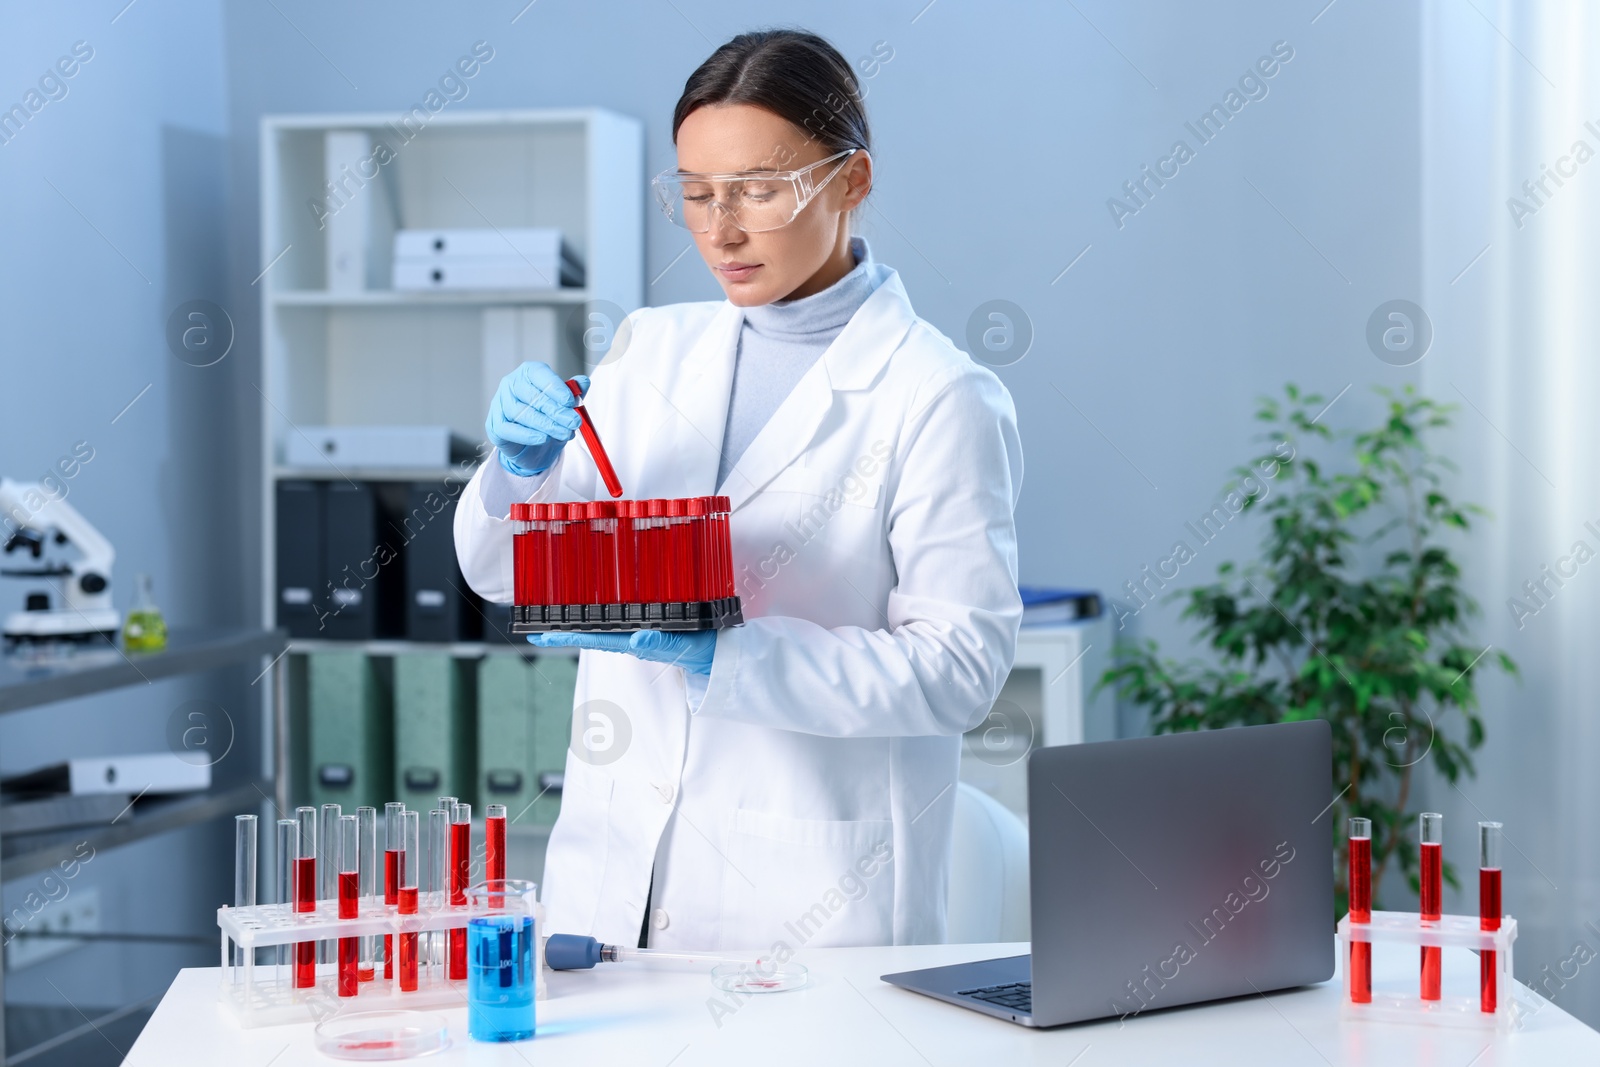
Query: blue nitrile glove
528 630 716 676
485 363 590 478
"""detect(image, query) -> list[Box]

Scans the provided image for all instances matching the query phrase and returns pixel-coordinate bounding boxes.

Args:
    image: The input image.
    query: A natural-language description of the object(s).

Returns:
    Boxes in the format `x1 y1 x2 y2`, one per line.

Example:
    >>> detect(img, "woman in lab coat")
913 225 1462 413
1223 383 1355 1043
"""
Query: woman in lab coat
454 29 1022 955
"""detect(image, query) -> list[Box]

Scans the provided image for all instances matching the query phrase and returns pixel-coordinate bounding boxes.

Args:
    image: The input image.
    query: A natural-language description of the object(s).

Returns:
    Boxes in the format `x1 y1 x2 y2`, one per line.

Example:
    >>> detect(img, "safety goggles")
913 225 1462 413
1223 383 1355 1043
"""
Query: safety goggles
651 148 858 233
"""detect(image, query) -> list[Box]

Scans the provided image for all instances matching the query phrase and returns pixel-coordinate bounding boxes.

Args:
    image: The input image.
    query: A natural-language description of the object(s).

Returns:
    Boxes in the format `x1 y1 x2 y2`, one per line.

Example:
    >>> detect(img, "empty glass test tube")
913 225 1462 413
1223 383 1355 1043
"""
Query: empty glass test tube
276 818 296 985
234 815 257 971
318 804 341 964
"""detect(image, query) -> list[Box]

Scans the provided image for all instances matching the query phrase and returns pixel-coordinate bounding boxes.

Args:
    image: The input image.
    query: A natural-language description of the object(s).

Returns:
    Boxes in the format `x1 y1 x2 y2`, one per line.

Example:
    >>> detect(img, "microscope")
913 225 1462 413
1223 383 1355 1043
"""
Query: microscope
0 478 120 643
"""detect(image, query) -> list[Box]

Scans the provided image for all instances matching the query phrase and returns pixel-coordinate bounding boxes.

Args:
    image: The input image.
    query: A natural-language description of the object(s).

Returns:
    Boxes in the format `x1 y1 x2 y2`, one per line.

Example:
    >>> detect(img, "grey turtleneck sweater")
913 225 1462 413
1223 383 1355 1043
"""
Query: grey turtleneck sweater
716 237 876 489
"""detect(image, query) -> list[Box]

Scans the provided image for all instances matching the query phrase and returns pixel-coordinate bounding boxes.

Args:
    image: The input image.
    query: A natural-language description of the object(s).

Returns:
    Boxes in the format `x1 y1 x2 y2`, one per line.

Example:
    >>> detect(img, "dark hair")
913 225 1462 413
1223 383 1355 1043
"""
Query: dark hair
672 29 871 158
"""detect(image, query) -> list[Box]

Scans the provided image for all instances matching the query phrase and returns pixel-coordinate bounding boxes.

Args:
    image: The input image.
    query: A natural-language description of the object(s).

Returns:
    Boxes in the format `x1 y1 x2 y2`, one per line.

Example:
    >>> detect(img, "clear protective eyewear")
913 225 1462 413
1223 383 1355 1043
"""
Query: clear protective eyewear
652 148 858 233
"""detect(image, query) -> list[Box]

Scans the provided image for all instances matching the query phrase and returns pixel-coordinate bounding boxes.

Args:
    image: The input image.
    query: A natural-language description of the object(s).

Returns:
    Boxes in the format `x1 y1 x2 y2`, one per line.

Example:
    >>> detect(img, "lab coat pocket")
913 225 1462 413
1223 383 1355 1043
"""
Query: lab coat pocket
718 808 896 952
543 754 615 933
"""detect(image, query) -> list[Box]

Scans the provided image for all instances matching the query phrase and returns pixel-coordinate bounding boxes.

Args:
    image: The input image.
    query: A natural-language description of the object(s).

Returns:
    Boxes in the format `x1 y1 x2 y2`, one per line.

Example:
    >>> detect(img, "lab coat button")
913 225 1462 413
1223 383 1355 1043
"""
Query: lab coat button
652 908 670 930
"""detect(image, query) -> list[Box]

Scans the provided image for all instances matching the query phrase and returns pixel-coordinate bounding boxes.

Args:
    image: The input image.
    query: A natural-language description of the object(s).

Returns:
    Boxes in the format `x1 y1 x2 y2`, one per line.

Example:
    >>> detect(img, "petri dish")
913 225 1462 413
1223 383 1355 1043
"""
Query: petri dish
710 961 808 993
313 1010 450 1061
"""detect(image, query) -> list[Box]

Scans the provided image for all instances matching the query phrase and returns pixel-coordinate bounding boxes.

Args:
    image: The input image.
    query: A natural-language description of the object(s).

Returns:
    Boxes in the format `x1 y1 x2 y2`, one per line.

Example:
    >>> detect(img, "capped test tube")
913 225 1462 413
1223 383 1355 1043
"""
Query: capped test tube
571 502 596 606
449 803 472 980
510 503 532 605
665 499 690 602
687 497 709 602
590 501 618 605
427 808 449 979
617 500 642 605
356 806 377 982
1347 817 1371 1004
337 815 360 997
384 802 405 979
399 810 421 992
1419 812 1443 1000
234 815 257 970
546 508 570 606
294 806 317 988
714 495 734 597
533 504 553 607
645 499 668 603
1480 821 1503 1012
276 818 297 984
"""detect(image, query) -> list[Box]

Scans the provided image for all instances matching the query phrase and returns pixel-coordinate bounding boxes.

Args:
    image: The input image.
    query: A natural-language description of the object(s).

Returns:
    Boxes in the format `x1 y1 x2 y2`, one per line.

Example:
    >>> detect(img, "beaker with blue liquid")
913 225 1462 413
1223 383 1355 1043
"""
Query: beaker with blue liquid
466 880 538 1042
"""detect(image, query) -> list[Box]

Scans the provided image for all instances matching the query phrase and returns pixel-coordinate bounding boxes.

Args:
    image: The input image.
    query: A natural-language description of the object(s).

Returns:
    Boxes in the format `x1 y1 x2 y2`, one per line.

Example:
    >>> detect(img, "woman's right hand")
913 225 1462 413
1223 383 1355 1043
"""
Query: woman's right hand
485 362 590 477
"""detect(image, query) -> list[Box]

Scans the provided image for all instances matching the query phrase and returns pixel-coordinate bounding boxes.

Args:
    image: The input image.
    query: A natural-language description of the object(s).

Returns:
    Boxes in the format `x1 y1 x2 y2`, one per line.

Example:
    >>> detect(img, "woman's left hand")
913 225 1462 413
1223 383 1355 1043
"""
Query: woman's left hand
527 629 715 676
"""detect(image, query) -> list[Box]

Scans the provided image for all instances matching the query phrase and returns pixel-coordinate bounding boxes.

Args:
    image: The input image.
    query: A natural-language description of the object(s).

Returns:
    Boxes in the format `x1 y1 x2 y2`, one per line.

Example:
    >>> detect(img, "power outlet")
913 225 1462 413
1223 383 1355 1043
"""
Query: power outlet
4 887 101 970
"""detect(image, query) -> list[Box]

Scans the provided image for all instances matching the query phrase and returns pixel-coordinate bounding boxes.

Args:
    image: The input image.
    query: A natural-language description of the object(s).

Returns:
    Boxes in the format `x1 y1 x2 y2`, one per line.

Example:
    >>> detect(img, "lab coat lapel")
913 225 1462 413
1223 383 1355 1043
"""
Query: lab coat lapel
646 303 740 497
720 268 917 512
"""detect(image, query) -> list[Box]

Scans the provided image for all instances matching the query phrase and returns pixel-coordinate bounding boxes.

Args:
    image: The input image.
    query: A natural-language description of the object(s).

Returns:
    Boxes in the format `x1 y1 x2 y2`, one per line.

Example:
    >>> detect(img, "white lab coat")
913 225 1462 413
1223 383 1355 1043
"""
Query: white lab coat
454 260 1022 954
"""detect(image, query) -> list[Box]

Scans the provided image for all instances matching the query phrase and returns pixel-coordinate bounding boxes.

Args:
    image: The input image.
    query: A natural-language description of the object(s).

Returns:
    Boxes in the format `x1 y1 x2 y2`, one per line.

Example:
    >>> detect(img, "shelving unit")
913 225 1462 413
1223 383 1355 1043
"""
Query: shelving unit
257 109 641 830
0 627 288 1064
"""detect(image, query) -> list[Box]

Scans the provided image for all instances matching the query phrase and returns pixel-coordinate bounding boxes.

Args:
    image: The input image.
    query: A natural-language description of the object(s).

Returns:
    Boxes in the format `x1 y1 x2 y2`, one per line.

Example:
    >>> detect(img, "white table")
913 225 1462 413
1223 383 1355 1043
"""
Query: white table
127 939 1599 1065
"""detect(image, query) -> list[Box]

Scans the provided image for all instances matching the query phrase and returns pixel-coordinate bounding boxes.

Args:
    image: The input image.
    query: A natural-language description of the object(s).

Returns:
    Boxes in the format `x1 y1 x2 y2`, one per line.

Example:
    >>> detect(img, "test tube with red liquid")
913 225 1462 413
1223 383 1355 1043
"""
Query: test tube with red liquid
1480 821 1503 1012
590 501 618 605
531 505 551 608
356 806 377 981
687 497 708 601
566 378 624 498
1348 817 1371 1003
1419 812 1443 1000
486 803 507 882
616 501 642 604
399 810 421 992
337 815 360 997
294 806 317 988
715 495 734 597
449 802 471 980
383 802 403 979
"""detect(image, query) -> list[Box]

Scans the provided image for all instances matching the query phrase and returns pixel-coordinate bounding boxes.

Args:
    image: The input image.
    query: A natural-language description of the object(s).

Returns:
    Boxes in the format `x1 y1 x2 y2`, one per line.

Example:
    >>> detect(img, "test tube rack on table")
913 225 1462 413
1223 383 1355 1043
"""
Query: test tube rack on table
510 496 745 632
1335 911 1521 1030
215 896 547 1028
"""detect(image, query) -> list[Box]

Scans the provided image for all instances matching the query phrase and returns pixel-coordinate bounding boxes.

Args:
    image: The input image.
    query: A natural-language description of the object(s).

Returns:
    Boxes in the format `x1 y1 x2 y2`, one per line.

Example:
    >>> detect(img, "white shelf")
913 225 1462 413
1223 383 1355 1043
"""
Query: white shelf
273 465 475 483
286 639 577 659
271 288 592 307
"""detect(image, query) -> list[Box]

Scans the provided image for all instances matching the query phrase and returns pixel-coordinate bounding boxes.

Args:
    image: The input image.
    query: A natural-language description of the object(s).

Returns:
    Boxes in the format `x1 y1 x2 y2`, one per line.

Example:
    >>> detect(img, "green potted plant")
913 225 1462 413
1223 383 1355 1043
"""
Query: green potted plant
1100 385 1515 912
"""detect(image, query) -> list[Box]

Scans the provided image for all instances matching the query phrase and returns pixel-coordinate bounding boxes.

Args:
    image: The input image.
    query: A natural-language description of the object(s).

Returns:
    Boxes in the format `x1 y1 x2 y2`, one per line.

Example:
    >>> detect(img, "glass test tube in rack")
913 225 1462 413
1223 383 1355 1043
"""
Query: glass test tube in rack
509 496 744 633
1336 813 1521 1030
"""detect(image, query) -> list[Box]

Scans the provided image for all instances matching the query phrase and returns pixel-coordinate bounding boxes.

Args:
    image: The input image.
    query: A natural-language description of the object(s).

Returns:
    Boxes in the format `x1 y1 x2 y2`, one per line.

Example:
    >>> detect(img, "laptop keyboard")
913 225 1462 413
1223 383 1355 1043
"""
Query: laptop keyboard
957 981 1032 1014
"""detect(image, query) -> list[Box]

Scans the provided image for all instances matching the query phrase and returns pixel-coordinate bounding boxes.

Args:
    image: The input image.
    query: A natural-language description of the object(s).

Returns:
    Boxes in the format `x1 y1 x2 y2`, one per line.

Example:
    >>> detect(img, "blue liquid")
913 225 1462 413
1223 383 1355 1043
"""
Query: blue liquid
467 915 535 1042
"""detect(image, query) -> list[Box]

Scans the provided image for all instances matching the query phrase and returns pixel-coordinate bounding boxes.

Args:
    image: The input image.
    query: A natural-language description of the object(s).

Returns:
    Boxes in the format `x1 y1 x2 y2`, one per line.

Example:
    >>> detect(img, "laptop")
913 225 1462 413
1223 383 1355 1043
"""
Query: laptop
882 720 1334 1027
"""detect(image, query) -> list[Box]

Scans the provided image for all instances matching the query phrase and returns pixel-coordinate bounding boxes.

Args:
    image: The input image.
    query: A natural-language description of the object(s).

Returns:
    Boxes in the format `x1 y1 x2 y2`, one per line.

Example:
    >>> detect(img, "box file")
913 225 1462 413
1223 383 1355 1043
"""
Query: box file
275 481 325 639
477 655 574 827
393 654 475 812
308 651 393 810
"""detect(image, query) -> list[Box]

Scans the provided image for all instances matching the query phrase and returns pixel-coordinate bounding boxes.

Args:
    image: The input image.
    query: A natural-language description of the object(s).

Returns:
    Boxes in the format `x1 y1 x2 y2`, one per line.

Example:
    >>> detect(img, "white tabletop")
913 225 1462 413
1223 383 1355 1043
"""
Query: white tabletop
127 939 1599 1065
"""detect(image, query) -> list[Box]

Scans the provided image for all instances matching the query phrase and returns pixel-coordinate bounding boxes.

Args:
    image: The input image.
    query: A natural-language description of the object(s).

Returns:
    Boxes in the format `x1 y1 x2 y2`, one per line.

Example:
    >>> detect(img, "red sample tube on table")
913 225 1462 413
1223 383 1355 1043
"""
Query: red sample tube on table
383 802 403 979
1480 821 1503 1012
1348 817 1372 1004
1419 812 1443 1000
486 803 507 882
337 815 360 998
566 378 624 498
294 806 317 989
449 803 471 980
398 810 420 992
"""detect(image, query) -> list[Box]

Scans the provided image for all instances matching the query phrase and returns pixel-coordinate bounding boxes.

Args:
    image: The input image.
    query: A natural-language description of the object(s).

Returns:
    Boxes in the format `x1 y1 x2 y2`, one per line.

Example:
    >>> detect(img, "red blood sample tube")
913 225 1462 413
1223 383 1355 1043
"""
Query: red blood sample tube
1419 812 1443 1000
588 501 618 604
687 497 709 602
617 501 641 605
449 803 471 980
337 815 359 997
294 806 317 989
645 499 668 604
715 495 735 598
662 499 687 602
546 506 569 606
1480 821 1503 1012
567 503 593 607
486 803 507 882
383 803 403 979
398 810 420 993
1348 817 1371 1004
510 504 529 604
530 504 550 610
